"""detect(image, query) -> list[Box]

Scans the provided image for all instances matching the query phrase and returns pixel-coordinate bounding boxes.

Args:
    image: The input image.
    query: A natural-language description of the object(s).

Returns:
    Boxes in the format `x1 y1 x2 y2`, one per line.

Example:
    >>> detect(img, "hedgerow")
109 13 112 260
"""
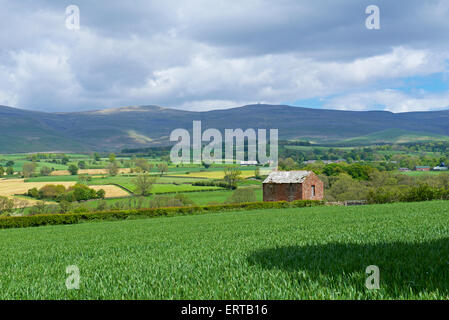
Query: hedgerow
0 200 323 230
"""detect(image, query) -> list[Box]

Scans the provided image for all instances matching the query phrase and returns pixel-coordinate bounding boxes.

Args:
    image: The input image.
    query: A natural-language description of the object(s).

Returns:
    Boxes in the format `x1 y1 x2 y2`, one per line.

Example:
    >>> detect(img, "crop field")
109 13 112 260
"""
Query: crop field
0 200 447 299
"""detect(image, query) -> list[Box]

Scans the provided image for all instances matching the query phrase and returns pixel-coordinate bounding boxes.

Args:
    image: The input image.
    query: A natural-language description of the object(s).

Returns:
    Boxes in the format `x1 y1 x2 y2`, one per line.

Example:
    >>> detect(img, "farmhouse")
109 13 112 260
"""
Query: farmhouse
263 171 323 202
415 166 430 172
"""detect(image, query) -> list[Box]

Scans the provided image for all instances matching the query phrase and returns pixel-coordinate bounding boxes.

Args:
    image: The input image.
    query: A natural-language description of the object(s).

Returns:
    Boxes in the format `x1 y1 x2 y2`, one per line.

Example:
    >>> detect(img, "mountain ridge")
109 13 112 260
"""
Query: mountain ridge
1 104 449 153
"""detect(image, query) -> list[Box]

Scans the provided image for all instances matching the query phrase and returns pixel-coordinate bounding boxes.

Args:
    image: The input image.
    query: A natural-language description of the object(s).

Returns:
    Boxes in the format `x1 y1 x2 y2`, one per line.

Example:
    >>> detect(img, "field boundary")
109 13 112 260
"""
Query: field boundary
0 200 324 230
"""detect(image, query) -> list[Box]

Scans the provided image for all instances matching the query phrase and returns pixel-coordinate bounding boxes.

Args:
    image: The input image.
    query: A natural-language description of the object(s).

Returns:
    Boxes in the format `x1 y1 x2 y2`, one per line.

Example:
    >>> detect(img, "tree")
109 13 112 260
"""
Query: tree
0 166 4 176
223 167 241 189
132 174 157 196
157 163 168 176
6 160 14 167
107 161 119 176
6 167 14 176
58 200 72 213
93 153 101 162
22 162 37 178
0 196 14 214
135 158 151 172
39 166 52 176
61 157 70 165
278 157 297 171
109 153 116 163
78 174 90 185
78 161 87 169
68 164 78 175
96 189 106 199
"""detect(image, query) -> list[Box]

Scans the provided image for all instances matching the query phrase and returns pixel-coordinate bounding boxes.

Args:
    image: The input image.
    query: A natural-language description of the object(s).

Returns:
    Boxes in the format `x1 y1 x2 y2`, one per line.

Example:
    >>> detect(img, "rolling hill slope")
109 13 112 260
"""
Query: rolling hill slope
1 104 449 152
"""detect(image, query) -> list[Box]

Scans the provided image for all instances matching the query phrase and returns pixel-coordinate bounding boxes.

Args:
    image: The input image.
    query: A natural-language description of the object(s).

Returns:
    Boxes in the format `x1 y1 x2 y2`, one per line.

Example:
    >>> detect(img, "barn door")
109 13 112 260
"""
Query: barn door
288 183 295 202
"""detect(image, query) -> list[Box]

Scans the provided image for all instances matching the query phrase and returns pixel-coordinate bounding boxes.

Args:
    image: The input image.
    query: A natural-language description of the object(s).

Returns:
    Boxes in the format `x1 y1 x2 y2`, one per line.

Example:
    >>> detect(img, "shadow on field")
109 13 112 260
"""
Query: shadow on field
247 238 449 295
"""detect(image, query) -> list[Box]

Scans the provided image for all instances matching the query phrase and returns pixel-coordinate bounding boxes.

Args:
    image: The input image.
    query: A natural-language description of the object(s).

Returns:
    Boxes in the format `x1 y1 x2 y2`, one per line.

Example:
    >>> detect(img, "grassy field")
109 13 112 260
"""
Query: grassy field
185 188 263 205
0 200 447 299
400 171 446 177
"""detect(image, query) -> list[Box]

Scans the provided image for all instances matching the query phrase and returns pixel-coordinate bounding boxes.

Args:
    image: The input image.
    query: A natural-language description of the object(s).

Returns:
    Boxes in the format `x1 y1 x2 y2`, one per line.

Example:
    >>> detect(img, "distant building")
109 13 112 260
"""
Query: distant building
415 166 430 172
304 159 346 165
399 168 411 172
432 166 448 171
263 171 324 202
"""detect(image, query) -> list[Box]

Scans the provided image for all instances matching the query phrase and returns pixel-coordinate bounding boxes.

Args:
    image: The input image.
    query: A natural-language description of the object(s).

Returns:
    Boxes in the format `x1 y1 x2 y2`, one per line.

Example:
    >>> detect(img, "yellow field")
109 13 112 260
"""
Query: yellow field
0 179 129 201
51 168 131 176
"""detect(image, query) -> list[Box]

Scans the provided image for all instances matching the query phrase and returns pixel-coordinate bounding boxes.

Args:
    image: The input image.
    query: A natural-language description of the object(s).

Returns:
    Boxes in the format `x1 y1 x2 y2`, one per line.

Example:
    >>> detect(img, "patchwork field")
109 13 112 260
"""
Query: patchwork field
172 169 264 179
0 178 129 199
0 200 447 299
50 168 132 176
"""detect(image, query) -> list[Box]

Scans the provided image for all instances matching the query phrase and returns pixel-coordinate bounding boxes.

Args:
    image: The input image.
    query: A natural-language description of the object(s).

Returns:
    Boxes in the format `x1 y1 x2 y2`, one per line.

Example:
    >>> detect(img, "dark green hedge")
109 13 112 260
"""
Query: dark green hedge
0 200 323 230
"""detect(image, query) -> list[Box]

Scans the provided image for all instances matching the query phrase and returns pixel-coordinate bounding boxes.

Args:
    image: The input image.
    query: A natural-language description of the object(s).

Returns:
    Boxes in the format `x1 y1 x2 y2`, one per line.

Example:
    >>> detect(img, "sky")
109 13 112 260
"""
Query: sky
1 0 449 113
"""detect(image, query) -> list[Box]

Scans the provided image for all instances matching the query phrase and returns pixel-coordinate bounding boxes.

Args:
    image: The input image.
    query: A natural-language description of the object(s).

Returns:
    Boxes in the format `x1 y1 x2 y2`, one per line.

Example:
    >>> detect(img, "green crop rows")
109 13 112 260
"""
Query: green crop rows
0 200 447 299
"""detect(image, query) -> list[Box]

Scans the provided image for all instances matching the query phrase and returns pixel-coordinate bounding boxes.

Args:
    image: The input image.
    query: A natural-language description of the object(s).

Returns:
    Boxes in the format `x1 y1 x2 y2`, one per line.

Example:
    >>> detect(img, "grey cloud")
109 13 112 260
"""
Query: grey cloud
0 0 448 112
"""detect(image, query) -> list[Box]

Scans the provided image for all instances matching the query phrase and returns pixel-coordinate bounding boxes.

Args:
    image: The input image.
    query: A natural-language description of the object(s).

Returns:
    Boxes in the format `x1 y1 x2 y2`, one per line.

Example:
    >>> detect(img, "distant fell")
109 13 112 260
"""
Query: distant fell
1 104 449 152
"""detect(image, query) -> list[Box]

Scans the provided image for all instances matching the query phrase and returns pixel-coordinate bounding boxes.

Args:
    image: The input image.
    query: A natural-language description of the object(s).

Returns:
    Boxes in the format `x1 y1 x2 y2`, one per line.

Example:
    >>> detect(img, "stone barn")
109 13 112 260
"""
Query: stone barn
263 171 324 202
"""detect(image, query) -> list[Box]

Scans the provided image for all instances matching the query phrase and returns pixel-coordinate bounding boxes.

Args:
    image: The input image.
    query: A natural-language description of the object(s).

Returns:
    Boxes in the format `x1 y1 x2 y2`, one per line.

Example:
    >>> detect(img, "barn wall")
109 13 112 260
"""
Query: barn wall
301 172 324 200
263 183 302 202
263 172 324 202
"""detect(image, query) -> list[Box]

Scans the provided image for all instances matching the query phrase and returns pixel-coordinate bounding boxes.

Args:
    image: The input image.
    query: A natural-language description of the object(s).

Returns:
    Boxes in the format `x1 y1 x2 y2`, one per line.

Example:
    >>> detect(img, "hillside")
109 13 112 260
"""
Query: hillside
337 129 449 146
1 104 449 152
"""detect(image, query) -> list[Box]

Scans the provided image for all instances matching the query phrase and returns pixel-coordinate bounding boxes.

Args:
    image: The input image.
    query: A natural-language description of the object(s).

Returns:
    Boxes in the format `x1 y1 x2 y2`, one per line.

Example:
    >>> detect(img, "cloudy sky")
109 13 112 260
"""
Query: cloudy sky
1 0 449 113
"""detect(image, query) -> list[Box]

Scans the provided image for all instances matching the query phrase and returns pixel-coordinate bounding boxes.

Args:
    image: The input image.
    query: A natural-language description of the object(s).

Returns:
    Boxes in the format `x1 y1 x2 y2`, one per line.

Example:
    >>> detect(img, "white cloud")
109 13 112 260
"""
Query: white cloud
324 89 449 113
0 0 449 112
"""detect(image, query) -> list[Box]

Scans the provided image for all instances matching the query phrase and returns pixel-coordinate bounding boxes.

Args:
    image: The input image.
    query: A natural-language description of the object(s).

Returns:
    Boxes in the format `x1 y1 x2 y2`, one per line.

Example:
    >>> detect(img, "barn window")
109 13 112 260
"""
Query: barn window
311 185 316 197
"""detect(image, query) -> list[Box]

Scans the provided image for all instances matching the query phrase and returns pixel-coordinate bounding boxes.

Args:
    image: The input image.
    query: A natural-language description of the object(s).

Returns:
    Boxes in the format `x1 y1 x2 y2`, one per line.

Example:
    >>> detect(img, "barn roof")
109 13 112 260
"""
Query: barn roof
263 171 312 184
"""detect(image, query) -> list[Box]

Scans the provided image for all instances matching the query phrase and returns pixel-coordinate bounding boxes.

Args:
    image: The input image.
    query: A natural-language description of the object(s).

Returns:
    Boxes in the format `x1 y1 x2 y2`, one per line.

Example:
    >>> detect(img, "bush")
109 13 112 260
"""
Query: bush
27 188 39 198
28 184 101 202
38 185 66 199
68 164 78 175
192 180 229 188
367 183 448 204
39 166 52 176
148 194 195 208
0 196 14 214
0 200 324 229
96 189 106 199
401 184 446 203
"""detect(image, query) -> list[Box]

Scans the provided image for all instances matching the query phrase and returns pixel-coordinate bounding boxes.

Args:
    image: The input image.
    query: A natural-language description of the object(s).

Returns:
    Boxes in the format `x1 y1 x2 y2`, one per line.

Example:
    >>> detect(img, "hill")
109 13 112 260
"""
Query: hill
337 128 449 146
1 104 449 152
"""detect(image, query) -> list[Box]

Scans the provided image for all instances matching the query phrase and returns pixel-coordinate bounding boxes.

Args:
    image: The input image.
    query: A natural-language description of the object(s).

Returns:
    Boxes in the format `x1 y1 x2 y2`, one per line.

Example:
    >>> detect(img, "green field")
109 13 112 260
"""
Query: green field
0 200 447 299
185 188 263 205
400 171 446 177
24 175 223 195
